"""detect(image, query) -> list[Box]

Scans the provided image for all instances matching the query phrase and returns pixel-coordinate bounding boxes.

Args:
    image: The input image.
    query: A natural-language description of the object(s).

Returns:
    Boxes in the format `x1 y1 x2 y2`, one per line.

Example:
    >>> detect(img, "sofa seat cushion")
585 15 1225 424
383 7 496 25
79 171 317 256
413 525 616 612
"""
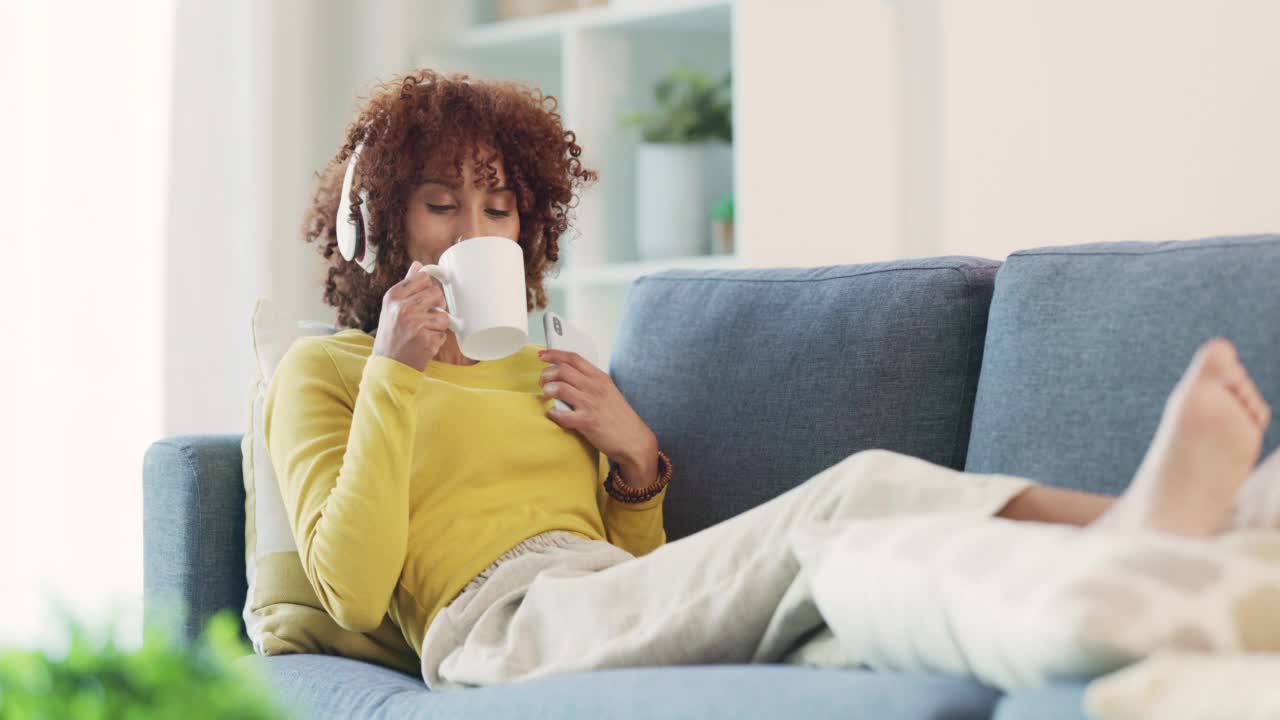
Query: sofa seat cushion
237 654 1002 720
965 235 1280 495
611 258 1002 541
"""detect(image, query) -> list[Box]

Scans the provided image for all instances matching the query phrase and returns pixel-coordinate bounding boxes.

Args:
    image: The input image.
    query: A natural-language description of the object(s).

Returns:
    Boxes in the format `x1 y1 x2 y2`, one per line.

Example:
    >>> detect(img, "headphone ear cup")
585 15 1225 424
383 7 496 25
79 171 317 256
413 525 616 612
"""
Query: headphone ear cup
352 202 366 262
354 192 377 274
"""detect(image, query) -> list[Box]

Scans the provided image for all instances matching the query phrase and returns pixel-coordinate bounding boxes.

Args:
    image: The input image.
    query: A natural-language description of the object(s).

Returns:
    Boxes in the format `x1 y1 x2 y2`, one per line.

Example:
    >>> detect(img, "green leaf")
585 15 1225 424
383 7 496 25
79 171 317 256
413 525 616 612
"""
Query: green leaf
711 195 734 220
0 605 288 720
621 62 734 143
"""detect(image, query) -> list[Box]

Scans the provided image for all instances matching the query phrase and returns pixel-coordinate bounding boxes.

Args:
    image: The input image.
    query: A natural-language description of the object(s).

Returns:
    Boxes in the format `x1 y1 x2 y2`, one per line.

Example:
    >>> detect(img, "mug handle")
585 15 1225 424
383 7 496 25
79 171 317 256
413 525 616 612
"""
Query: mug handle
418 265 465 336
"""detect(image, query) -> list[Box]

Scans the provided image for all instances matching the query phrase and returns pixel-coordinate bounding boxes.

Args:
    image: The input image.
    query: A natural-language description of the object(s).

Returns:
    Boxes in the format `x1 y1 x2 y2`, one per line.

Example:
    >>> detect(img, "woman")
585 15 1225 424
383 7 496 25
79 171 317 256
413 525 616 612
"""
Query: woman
264 69 1276 691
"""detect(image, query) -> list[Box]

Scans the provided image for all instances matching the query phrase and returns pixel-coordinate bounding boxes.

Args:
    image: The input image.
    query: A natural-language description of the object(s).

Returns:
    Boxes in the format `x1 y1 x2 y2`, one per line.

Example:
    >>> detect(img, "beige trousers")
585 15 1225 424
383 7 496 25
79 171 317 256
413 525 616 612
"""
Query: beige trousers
419 449 1032 691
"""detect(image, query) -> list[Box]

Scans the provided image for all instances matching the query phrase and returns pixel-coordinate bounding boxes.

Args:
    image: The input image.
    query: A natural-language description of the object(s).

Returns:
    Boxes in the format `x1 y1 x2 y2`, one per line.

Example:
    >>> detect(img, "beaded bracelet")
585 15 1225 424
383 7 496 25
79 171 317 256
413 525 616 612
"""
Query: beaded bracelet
604 450 673 503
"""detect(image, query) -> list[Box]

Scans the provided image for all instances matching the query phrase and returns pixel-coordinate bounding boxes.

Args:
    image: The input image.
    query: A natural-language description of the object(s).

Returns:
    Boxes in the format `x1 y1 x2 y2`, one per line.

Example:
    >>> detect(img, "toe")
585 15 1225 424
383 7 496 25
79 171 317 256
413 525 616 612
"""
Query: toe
1248 388 1272 430
1235 370 1271 428
1196 337 1239 373
1228 381 1268 428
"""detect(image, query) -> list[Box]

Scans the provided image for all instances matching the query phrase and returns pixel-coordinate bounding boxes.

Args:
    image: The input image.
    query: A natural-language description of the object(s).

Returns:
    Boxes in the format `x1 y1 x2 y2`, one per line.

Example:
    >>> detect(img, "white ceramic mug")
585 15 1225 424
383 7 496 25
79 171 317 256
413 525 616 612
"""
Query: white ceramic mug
419 236 528 360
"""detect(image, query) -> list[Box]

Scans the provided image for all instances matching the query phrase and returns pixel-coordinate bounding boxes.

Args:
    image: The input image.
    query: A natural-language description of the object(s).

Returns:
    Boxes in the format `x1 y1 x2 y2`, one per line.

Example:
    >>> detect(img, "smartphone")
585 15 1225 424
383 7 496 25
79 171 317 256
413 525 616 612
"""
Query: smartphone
542 310 600 412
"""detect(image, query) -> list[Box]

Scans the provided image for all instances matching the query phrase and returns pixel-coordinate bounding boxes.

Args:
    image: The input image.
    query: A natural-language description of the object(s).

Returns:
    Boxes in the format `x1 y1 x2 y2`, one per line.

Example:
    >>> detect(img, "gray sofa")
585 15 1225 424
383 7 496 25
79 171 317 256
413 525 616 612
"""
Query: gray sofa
144 234 1280 719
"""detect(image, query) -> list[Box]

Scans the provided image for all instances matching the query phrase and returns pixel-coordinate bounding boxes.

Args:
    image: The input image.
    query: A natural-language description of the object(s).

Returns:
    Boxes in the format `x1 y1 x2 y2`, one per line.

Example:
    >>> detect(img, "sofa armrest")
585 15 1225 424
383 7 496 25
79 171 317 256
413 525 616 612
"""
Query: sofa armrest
142 434 246 643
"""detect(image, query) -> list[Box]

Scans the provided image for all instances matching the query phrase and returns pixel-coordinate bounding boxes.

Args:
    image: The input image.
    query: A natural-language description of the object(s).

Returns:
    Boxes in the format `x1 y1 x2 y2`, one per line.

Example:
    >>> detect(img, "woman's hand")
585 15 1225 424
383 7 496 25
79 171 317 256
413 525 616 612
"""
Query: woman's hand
372 261 452 372
538 349 659 487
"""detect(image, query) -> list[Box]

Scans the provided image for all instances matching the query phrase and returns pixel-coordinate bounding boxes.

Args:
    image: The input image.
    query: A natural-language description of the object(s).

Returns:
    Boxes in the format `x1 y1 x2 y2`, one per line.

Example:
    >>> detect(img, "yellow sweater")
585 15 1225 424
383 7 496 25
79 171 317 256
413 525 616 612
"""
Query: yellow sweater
263 329 667 656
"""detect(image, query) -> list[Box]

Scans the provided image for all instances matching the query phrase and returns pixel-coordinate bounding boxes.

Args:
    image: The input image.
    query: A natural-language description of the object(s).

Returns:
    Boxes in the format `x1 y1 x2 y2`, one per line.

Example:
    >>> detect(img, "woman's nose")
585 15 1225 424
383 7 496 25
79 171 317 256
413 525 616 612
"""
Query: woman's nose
457 208 486 242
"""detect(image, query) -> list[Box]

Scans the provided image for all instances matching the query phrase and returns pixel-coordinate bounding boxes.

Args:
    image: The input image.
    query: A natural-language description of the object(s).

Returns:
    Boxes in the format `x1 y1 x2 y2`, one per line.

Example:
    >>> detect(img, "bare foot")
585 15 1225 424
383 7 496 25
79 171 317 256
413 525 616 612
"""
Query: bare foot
1224 445 1280 530
1093 338 1270 536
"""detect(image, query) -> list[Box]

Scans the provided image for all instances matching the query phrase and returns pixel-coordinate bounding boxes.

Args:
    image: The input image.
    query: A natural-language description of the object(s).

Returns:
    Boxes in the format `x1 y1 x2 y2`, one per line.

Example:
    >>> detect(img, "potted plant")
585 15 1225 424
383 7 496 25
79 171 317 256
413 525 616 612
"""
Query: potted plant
0 608 290 719
622 64 733 260
710 194 734 255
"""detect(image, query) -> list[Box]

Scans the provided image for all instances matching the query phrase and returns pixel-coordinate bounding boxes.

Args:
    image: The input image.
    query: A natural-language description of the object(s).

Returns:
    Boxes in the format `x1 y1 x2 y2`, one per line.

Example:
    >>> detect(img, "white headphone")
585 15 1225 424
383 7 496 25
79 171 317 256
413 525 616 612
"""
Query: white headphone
335 142 378 274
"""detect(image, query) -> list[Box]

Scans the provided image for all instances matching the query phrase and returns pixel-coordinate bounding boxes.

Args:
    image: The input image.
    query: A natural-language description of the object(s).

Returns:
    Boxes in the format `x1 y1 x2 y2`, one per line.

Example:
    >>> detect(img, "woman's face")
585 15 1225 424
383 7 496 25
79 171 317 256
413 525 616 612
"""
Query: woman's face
403 147 521 265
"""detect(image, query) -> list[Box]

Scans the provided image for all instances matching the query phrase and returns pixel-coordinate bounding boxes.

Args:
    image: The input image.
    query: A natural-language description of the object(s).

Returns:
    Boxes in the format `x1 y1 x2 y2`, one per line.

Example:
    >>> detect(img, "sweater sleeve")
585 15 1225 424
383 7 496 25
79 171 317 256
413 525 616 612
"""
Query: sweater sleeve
263 341 423 633
594 451 667 558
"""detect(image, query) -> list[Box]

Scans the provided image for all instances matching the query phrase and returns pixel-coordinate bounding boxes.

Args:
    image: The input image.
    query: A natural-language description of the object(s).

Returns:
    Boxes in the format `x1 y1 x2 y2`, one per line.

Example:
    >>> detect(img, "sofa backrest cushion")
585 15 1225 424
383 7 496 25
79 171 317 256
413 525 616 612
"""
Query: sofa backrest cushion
609 258 1001 541
965 235 1280 496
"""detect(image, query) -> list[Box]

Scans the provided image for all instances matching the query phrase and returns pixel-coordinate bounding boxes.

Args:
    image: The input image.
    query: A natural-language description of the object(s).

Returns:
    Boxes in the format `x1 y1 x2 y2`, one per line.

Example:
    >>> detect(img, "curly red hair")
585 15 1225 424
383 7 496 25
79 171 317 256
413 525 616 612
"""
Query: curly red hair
301 69 598 332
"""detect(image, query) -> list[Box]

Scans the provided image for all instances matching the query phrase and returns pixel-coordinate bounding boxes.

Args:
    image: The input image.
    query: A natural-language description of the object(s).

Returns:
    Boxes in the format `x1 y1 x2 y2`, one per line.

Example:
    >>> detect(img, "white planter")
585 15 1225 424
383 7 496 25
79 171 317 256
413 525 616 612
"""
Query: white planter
635 142 733 261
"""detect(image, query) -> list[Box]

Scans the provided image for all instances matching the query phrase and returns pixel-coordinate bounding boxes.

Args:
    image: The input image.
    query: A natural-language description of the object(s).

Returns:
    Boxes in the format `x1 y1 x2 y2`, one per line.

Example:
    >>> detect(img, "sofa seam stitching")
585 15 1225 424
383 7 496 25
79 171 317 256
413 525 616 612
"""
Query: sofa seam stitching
1009 238 1280 259
950 266 976 470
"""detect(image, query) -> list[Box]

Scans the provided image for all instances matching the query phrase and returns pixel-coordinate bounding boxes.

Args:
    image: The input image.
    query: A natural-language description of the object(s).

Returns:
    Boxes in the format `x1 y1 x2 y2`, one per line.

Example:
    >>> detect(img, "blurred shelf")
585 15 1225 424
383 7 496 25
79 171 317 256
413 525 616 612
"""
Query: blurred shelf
461 0 731 51
440 0 736 365
458 22 561 56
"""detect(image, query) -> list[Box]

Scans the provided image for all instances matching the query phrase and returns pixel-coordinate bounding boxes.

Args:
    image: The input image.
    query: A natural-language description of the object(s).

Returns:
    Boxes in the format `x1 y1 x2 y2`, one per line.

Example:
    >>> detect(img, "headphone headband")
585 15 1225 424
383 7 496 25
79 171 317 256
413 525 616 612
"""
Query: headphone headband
335 142 377 274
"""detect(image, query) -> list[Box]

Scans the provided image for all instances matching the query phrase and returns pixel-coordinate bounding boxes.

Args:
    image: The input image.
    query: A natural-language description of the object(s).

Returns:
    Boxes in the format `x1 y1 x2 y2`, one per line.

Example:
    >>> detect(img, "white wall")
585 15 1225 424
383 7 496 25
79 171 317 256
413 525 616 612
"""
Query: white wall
735 0 1280 266
941 0 1280 259
164 0 436 437
2 0 173 649
735 0 902 267
164 0 271 437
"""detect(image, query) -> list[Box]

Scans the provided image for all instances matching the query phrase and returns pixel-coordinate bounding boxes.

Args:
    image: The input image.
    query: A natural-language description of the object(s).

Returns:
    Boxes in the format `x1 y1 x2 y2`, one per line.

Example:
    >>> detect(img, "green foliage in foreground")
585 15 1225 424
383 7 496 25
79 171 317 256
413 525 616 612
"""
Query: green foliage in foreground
0 609 290 720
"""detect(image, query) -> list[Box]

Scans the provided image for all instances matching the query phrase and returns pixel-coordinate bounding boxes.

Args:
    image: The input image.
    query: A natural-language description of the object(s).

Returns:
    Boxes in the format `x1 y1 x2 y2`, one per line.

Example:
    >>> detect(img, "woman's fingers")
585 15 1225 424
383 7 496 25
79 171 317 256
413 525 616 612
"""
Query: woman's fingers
384 260 449 336
390 261 440 299
540 361 592 393
397 279 447 313
538 349 601 379
543 379 587 410
415 314 448 336
406 308 448 339
394 261 430 292
541 361 596 411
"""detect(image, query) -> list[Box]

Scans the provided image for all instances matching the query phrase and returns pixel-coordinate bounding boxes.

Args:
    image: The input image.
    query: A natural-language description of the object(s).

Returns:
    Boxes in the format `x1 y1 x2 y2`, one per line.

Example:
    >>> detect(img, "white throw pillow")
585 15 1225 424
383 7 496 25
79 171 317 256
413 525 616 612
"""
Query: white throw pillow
790 513 1280 691
242 297 419 673
1085 652 1280 720
246 297 337 558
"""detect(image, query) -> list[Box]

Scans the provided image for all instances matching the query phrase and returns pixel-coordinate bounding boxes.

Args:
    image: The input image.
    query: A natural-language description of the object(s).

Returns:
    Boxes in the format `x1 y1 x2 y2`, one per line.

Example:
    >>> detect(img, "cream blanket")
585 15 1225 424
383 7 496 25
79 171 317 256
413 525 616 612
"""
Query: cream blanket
781 512 1280 718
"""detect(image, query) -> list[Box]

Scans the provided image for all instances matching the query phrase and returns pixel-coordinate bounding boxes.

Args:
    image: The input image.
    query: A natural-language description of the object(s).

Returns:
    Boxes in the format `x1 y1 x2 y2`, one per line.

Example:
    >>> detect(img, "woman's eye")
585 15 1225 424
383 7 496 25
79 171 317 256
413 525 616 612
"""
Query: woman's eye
486 209 514 218
426 203 456 213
